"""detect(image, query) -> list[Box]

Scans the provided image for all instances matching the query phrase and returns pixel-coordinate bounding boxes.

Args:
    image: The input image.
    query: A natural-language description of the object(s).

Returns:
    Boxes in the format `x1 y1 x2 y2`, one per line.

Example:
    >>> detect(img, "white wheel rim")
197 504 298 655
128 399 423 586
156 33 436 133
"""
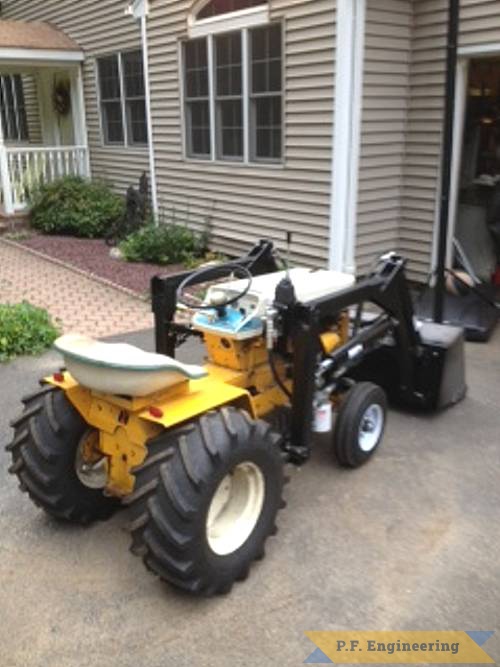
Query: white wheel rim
75 431 108 490
358 404 384 453
206 462 265 556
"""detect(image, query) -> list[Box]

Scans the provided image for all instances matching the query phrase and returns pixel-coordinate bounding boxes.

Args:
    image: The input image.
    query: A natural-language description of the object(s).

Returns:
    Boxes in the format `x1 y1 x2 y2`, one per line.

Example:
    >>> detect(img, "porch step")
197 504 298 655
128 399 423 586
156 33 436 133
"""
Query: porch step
0 210 30 235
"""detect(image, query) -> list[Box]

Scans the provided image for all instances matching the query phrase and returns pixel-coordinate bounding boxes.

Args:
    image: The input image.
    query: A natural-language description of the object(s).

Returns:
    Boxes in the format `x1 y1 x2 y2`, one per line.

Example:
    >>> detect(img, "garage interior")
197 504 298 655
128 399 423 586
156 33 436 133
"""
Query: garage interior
456 57 500 289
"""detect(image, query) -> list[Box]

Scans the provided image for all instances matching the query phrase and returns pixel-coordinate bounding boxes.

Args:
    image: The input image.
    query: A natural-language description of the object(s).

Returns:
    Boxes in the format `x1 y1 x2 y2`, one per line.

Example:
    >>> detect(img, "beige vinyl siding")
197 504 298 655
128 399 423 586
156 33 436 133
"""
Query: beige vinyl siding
357 0 412 275
147 0 336 265
401 0 444 280
402 0 500 281
2 0 149 193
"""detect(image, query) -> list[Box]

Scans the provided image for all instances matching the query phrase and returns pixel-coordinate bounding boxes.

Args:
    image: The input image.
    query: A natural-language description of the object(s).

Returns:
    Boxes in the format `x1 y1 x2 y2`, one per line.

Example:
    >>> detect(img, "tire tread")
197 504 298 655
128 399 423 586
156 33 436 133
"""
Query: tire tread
6 387 117 523
127 408 285 596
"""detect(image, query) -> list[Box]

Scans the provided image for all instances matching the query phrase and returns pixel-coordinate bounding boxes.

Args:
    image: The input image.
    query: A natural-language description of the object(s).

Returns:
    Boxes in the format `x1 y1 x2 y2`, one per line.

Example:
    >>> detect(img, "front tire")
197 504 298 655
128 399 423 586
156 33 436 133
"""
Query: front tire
126 407 285 596
333 382 387 468
6 385 118 523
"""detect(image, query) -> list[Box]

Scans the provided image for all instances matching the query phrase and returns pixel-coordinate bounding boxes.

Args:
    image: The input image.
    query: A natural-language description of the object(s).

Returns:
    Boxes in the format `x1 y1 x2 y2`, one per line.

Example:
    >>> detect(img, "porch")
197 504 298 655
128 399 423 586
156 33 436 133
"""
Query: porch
0 20 89 216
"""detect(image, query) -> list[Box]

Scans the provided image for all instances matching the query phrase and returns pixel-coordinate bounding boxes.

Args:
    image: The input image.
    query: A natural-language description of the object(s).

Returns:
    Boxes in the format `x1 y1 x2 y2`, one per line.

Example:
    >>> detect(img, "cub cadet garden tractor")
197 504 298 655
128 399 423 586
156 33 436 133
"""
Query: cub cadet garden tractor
6 240 466 596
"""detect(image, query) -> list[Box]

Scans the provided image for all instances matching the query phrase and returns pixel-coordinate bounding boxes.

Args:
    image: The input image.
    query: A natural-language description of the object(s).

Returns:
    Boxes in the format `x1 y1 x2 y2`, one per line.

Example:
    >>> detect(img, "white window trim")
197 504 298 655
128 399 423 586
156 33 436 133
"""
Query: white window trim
117 53 128 146
207 34 217 161
431 46 499 272
241 28 250 163
96 49 149 149
182 18 284 166
329 0 366 274
188 6 269 38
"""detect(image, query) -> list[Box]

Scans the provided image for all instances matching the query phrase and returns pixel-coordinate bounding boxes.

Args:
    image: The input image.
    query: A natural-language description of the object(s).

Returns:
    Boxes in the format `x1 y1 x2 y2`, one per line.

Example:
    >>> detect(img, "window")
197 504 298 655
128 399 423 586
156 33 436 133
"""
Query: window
97 50 148 147
0 75 29 142
183 22 282 163
216 32 243 159
251 23 282 160
185 39 211 157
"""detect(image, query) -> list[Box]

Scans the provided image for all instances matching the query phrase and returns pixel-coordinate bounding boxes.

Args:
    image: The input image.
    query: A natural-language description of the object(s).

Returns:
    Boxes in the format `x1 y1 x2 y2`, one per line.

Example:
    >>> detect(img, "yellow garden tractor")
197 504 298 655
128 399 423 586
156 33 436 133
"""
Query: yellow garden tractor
6 240 466 596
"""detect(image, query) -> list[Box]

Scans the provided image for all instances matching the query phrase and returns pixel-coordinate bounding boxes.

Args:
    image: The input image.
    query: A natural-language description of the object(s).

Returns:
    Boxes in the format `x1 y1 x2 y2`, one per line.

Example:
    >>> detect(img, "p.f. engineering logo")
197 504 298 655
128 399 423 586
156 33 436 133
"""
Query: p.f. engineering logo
304 631 495 664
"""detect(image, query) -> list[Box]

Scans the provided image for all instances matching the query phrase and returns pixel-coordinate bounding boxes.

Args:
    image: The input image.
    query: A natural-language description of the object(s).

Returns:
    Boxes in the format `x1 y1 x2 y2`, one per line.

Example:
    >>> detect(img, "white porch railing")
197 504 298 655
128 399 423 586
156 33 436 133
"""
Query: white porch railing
0 145 89 214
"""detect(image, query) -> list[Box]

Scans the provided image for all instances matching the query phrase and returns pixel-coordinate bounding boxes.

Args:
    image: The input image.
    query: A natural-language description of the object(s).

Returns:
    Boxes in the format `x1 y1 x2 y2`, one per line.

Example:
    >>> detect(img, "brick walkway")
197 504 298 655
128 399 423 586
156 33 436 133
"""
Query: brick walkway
0 241 154 337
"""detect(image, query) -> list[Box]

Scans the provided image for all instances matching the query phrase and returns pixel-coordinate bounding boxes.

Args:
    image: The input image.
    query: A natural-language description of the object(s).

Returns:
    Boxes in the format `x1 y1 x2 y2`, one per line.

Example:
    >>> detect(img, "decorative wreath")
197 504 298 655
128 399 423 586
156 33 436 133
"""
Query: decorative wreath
53 79 72 117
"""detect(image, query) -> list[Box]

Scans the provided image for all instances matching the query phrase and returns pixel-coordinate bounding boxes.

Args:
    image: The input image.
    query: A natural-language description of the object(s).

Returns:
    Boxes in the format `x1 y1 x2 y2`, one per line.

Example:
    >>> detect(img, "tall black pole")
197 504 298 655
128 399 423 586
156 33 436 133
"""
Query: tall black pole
434 0 460 323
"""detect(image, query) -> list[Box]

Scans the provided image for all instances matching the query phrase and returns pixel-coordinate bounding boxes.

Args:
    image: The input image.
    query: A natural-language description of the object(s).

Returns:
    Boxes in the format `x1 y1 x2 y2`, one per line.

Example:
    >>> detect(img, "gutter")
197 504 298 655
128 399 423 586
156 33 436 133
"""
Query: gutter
126 0 159 221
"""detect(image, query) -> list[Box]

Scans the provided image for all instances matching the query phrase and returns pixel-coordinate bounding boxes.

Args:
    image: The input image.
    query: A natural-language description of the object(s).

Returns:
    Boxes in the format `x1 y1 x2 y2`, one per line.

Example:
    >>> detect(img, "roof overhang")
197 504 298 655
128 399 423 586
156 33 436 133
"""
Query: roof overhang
0 20 84 66
0 47 84 67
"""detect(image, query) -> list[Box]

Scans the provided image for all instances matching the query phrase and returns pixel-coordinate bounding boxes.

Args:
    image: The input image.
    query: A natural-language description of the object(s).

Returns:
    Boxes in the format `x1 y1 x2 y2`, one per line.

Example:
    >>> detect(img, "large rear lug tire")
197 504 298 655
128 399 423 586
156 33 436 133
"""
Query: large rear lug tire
6 385 119 523
126 406 286 596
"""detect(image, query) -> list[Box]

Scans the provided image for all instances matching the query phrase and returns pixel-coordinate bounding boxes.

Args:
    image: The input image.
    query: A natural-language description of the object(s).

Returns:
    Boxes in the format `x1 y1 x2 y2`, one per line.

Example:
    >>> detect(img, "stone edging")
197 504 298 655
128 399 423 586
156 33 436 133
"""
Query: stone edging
1 238 151 303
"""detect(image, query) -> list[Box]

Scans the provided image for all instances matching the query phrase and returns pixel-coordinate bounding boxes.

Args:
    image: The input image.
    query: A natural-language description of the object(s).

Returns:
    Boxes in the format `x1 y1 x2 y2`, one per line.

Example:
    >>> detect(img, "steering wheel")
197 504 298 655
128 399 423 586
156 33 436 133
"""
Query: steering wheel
176 263 253 311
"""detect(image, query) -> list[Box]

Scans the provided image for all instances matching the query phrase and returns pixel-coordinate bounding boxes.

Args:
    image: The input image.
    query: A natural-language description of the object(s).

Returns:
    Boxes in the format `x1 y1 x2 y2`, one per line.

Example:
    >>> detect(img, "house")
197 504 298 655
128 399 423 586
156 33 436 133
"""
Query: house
1 0 500 281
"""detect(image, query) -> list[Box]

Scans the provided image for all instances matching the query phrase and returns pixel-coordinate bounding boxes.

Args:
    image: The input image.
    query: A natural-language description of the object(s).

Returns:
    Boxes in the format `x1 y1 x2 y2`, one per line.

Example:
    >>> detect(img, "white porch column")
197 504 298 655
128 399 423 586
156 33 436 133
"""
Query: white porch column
0 113 14 215
329 0 366 274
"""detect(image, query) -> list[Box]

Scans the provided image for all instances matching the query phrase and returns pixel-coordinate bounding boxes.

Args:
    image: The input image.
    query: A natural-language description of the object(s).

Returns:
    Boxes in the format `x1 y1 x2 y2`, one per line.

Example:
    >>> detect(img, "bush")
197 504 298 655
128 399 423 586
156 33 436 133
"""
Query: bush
119 223 208 265
0 302 60 362
30 176 125 238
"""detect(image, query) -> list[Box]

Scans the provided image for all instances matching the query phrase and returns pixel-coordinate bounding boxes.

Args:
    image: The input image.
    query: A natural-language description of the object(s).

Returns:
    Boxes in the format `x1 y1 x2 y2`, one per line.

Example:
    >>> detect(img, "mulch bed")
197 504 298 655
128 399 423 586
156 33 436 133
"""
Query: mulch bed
19 234 184 297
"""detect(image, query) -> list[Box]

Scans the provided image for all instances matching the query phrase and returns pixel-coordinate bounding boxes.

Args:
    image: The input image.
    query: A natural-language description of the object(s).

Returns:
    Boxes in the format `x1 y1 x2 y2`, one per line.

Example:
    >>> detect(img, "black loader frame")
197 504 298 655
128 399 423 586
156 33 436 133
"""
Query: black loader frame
152 241 466 465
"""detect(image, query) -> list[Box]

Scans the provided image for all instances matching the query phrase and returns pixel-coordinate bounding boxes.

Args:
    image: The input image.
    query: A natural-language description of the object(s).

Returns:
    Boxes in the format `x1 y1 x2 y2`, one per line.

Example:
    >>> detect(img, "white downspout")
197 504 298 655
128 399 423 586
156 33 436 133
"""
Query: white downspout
128 0 159 221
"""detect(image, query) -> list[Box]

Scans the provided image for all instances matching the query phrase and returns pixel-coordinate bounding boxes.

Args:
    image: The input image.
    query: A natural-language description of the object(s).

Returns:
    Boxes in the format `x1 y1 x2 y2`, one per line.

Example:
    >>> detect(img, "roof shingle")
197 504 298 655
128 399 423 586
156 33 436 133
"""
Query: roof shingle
0 20 81 52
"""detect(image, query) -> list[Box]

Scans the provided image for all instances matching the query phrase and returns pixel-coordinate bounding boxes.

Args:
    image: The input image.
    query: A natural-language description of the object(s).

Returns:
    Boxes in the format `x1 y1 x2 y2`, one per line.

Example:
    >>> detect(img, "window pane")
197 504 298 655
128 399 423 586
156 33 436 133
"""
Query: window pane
250 24 283 162
187 100 211 156
0 75 28 141
185 38 208 69
252 62 267 94
197 0 265 20
218 99 243 158
251 23 282 94
0 81 7 139
215 33 243 160
122 51 145 98
185 39 211 157
102 101 124 143
268 24 282 58
185 39 209 99
127 99 148 144
253 96 281 160
216 32 241 97
98 55 121 100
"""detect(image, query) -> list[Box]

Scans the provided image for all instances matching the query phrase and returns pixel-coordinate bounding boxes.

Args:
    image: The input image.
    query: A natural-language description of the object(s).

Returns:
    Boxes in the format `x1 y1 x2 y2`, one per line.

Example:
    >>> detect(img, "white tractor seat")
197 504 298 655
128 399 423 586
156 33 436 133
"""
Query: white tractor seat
54 334 207 397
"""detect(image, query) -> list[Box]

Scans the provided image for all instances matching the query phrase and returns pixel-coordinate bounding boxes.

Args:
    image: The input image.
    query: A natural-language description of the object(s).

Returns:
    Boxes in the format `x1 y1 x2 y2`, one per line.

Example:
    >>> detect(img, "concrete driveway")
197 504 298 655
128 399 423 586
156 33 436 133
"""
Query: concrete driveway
1 329 499 666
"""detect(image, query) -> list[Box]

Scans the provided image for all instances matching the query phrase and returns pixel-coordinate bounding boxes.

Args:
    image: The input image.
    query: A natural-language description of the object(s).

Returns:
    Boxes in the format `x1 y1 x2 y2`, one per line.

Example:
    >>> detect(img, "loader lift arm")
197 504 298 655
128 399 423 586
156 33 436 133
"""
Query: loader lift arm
281 254 443 463
151 246 464 465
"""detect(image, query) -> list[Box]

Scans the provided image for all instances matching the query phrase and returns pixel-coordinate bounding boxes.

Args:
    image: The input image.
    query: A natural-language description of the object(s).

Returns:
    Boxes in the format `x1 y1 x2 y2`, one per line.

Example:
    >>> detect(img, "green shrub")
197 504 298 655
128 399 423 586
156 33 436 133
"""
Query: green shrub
119 223 208 265
30 176 125 238
0 302 60 362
